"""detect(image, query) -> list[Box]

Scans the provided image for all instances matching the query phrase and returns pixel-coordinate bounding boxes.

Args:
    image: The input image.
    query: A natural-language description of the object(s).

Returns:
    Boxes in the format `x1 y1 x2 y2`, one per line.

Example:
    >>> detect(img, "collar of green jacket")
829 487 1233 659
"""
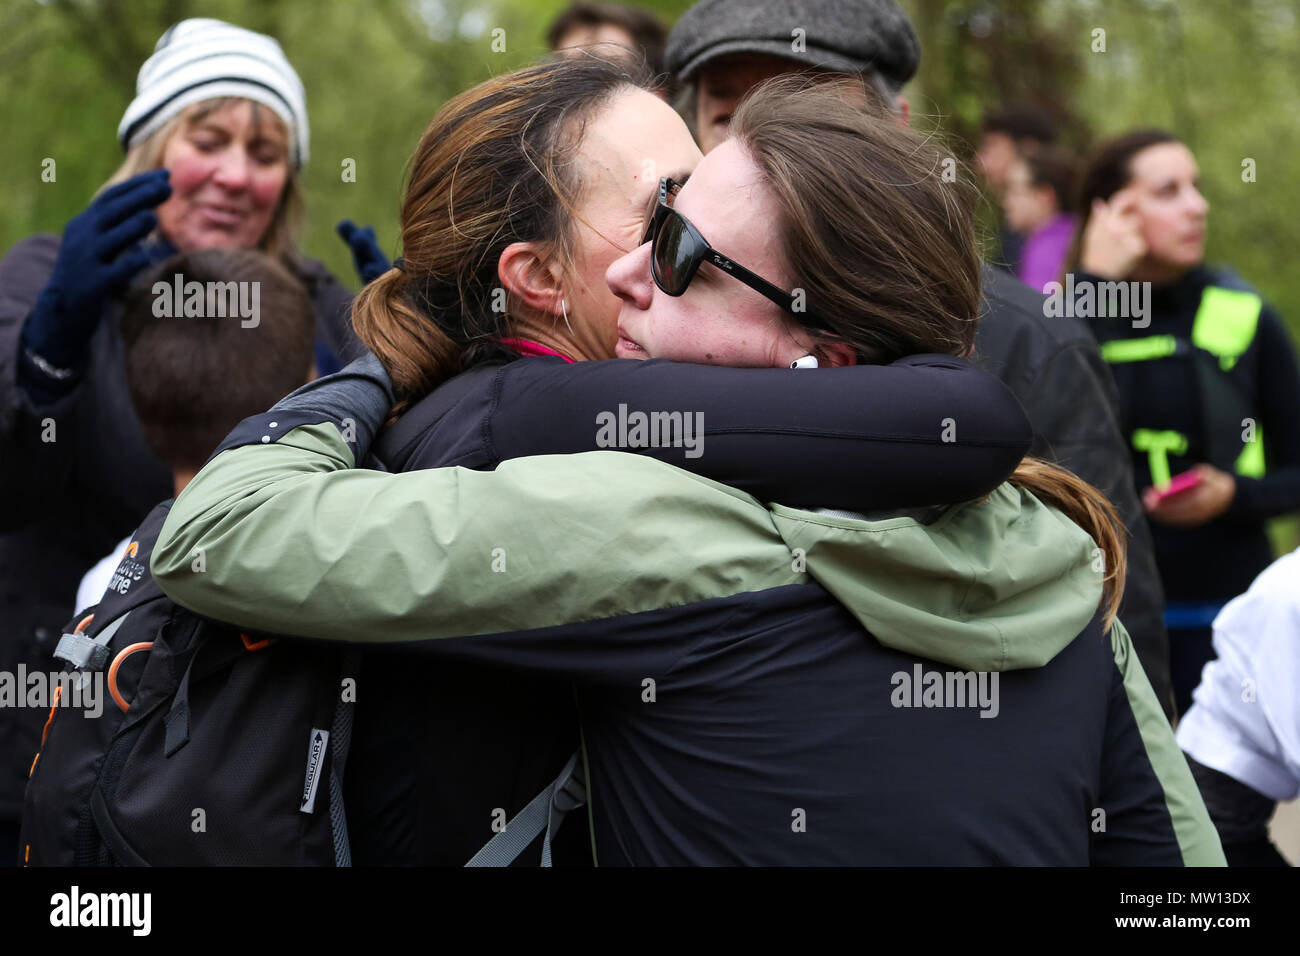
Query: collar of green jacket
769 482 1104 673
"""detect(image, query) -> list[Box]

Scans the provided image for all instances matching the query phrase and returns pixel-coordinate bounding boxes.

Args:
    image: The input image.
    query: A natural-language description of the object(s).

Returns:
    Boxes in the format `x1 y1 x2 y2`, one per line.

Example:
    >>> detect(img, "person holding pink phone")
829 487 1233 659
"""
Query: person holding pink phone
1069 129 1300 716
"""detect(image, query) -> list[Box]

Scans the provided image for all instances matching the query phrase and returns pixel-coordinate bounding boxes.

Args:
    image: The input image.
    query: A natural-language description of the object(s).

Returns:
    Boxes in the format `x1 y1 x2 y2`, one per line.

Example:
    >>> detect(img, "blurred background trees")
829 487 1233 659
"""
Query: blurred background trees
4 0 1295 333
3 0 1295 546
903 0 1300 342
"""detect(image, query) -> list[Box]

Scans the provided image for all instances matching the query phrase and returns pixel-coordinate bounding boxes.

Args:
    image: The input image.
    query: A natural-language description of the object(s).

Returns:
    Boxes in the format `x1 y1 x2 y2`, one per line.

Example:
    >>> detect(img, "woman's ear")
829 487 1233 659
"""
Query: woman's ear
498 242 564 315
815 341 858 367
788 329 858 368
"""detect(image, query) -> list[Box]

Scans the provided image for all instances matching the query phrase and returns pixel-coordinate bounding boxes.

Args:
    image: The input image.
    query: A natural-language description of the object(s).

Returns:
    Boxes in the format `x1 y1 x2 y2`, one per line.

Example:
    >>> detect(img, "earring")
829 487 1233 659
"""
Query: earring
560 297 574 334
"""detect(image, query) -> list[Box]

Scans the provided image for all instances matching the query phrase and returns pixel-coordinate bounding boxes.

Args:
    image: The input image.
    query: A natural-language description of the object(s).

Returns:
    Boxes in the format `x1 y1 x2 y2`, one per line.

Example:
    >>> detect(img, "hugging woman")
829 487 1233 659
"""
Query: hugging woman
151 64 1221 865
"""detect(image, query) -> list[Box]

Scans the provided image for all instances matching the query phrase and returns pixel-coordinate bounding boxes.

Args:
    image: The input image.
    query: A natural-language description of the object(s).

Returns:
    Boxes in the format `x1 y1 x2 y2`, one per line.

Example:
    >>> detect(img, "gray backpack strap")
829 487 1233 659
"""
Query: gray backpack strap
329 650 362 867
465 751 586 867
53 612 132 671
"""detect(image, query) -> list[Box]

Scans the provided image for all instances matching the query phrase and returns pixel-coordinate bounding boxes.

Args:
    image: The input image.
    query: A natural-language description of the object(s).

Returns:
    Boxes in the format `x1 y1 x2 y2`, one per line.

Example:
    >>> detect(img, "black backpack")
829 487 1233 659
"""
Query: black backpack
20 500 357 866
21 495 588 867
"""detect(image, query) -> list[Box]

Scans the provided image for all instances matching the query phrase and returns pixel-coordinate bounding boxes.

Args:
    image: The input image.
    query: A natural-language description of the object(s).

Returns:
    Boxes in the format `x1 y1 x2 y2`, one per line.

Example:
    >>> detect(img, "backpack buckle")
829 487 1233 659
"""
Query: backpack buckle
553 766 587 814
52 612 132 672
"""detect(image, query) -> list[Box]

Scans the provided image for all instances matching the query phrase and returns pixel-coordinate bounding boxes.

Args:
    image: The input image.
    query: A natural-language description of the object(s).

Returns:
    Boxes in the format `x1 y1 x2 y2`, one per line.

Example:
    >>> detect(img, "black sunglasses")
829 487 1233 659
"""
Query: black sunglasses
642 177 830 328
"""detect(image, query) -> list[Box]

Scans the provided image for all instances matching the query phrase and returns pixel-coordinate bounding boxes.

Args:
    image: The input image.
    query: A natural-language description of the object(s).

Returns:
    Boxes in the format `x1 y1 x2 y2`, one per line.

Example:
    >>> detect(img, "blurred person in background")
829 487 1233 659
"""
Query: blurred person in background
0 17 359 862
547 1 672 97
1071 129 1300 717
664 0 1174 718
976 107 1059 275
1003 146 1079 292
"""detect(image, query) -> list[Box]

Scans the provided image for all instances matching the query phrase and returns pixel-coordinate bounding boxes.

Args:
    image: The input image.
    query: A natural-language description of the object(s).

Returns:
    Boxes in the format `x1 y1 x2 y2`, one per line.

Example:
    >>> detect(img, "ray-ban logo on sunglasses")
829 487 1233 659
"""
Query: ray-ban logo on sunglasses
595 404 704 459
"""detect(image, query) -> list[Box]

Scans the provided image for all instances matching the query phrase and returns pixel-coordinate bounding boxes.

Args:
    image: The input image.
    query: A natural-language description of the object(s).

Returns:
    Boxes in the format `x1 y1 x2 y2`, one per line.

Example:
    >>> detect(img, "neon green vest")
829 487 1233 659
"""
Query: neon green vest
1098 286 1265 486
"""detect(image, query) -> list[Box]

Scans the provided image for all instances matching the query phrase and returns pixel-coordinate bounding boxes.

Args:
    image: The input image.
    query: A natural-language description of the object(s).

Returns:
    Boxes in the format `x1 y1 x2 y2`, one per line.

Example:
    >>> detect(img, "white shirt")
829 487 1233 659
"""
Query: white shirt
75 534 133 617
1176 547 1300 801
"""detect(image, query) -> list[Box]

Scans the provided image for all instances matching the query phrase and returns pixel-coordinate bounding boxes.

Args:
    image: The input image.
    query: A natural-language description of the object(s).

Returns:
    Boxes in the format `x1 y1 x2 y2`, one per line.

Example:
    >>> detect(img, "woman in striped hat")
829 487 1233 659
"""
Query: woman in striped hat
0 18 359 863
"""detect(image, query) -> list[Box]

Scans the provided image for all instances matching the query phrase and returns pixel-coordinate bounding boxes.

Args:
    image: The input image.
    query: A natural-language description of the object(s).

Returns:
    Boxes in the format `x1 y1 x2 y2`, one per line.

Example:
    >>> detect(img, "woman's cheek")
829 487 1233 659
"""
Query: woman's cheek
162 146 216 194
1136 200 1167 249
250 168 288 209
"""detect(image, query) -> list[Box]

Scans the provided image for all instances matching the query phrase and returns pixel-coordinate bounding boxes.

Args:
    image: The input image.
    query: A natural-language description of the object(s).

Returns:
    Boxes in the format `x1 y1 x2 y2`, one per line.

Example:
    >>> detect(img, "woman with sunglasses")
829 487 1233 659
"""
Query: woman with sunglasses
151 73 1220 865
165 56 1031 868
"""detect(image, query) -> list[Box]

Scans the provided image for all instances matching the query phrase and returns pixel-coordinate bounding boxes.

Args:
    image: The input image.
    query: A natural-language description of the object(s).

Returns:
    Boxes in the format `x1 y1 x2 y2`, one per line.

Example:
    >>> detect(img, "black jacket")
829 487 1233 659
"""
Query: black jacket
148 354 1222 865
0 233 361 821
347 352 1033 864
1081 265 1300 602
975 265 1173 716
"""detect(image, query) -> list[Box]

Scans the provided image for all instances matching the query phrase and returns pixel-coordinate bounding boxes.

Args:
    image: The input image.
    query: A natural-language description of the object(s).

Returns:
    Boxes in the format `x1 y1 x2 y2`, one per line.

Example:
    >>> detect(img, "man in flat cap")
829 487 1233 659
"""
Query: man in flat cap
665 0 1175 720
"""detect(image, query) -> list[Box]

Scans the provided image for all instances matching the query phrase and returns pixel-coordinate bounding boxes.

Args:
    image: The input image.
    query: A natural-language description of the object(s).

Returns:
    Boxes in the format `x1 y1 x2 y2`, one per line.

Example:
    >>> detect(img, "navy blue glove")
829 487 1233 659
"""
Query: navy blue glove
337 220 391 285
22 169 172 372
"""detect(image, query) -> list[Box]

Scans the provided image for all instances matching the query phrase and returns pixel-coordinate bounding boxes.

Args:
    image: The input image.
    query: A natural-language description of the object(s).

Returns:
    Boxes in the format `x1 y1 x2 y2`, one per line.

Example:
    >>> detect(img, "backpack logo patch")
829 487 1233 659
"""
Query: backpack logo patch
300 728 329 814
106 543 146 597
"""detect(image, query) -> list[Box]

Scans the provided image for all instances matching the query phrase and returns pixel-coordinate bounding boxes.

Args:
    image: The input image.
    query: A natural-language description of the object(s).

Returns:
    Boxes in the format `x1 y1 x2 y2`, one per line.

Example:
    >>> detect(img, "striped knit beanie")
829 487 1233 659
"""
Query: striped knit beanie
117 18 309 168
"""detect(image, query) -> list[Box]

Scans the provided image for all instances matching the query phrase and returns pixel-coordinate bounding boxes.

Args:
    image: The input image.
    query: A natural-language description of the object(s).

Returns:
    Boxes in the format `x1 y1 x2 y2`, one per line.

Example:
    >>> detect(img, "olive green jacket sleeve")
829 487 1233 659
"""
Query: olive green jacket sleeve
152 420 803 643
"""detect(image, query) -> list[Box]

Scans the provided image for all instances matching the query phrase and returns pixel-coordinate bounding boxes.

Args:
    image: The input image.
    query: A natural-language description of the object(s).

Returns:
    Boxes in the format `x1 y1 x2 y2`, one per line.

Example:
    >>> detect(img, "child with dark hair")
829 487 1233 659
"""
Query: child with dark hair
74 249 315 612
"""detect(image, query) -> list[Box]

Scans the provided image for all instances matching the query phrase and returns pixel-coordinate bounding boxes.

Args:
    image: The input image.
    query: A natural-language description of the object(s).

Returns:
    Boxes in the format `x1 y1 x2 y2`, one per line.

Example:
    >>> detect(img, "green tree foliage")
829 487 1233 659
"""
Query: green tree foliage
3 0 1293 548
2 0 1295 332
901 0 1300 342
1 0 615 285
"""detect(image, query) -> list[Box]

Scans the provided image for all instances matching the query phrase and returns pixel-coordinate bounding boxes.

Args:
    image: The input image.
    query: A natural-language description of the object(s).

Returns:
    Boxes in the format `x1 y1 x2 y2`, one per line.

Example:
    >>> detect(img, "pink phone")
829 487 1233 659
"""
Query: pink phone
1153 469 1202 503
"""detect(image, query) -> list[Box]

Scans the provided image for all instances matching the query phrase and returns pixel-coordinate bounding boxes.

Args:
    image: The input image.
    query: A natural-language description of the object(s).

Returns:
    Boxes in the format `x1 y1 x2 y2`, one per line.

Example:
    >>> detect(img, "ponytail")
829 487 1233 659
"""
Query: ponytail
1007 458 1128 631
351 267 461 421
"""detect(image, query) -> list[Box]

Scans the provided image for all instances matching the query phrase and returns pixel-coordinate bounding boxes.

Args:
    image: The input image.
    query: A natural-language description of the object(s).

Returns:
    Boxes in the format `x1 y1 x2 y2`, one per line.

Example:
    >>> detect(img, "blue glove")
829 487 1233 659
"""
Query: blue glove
22 169 173 372
337 220 391 285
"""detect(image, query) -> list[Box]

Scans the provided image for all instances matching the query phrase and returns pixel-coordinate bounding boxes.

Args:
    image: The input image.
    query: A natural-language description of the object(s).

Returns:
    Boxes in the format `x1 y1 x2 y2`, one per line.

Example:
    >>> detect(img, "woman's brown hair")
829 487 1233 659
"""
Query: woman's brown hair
1022 146 1079 216
731 77 1128 628
352 55 644 418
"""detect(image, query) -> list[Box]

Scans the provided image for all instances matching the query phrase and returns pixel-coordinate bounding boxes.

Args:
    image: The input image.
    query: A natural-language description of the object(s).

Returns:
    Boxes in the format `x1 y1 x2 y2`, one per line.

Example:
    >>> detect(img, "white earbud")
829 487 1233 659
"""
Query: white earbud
790 355 819 369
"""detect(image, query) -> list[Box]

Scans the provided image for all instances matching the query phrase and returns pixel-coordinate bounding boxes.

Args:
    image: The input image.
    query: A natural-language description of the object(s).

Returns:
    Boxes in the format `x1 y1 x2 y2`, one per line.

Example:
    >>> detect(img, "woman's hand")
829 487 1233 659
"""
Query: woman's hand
1079 187 1146 279
1143 464 1236 528
23 169 172 370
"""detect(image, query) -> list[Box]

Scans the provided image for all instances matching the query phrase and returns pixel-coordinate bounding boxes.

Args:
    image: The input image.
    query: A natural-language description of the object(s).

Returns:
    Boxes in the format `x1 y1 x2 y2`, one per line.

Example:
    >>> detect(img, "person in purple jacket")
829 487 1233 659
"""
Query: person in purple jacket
1004 147 1079 293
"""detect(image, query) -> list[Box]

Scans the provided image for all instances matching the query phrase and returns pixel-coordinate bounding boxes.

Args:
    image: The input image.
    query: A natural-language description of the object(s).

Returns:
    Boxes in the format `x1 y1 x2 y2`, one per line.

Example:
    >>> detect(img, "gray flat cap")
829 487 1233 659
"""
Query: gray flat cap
666 0 920 90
